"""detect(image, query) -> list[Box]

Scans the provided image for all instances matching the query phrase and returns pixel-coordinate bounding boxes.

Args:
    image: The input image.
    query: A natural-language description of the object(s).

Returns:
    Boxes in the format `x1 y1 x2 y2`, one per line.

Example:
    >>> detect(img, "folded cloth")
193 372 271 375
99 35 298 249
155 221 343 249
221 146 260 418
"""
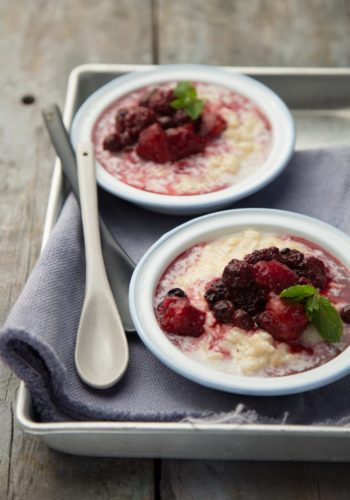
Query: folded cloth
2 145 350 424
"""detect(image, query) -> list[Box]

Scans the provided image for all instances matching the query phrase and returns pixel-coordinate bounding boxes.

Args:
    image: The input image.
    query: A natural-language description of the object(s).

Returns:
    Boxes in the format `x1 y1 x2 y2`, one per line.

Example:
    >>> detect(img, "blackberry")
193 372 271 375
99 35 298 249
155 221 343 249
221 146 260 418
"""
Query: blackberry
230 285 267 316
297 256 328 290
115 108 128 133
167 288 186 298
204 278 230 309
103 133 123 152
124 106 157 139
232 309 254 330
212 300 235 323
280 248 304 269
244 247 281 265
141 88 175 116
222 259 255 290
340 305 350 323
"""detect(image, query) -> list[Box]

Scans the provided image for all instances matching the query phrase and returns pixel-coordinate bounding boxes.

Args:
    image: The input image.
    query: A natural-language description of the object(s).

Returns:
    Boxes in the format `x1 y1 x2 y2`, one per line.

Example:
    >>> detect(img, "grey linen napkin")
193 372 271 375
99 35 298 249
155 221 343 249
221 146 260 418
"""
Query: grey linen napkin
1 145 350 424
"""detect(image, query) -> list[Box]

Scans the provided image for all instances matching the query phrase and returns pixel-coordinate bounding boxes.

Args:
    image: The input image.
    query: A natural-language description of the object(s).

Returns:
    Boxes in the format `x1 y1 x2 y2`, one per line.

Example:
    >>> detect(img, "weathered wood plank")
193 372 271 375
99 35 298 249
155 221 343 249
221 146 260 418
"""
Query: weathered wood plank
157 0 350 66
160 460 350 500
8 428 154 499
0 0 154 498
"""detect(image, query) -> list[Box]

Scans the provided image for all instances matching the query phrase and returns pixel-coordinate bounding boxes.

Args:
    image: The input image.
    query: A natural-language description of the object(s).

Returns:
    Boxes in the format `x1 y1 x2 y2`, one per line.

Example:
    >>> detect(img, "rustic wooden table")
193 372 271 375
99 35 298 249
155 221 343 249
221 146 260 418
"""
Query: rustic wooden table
1 0 350 498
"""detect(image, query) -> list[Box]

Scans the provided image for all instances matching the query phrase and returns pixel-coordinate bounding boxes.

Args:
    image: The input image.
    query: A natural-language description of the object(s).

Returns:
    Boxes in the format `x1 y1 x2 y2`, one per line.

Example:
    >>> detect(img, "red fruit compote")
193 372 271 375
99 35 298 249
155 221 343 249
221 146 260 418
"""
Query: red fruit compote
154 230 350 377
92 82 272 195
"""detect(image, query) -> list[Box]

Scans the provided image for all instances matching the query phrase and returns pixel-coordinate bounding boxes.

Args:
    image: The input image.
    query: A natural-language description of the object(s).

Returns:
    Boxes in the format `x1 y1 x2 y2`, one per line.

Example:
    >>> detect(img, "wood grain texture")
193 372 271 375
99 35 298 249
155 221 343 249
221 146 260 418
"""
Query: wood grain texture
157 0 350 66
160 460 350 500
8 430 154 500
0 0 154 498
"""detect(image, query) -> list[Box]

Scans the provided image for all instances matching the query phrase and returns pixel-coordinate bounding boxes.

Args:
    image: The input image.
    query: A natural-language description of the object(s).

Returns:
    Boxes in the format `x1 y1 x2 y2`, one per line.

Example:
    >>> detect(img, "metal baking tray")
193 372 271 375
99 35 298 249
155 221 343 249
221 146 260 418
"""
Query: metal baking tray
15 65 350 459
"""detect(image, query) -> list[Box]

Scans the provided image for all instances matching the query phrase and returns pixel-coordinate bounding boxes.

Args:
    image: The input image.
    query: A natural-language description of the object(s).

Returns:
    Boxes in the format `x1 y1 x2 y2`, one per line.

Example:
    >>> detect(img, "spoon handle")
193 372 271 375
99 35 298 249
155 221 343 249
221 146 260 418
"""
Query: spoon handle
77 144 106 284
42 105 135 332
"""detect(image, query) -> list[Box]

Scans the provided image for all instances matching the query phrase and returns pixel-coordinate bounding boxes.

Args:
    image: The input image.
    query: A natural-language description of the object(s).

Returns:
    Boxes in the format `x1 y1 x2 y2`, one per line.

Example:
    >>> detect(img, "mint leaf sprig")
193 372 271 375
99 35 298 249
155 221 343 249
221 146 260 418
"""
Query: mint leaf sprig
171 82 204 120
280 285 343 343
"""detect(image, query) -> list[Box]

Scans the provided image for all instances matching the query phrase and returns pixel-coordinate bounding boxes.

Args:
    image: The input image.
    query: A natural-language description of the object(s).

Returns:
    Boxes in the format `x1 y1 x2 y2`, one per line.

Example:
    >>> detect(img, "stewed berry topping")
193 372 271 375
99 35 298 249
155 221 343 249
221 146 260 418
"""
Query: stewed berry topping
157 245 334 345
244 246 281 265
222 259 255 290
102 83 227 162
296 256 328 290
279 248 304 268
252 260 299 294
340 305 350 323
204 278 230 309
156 295 205 338
229 285 267 316
232 309 254 331
167 288 186 298
256 296 309 342
212 300 235 323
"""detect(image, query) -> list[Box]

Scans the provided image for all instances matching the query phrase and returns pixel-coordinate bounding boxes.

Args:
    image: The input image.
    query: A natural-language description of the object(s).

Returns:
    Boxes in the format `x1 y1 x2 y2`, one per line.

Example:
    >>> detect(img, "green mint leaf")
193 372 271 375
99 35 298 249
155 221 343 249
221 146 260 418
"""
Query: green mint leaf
174 81 195 98
171 82 204 119
305 293 320 321
185 100 204 120
280 285 317 302
171 98 185 110
311 296 343 343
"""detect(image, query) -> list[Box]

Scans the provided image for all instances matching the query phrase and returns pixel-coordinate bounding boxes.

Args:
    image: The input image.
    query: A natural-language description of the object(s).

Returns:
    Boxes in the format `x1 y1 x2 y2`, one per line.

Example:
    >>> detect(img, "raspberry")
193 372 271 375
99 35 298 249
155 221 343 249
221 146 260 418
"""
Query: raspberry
297 256 328 290
103 133 123 152
136 123 171 163
166 124 206 161
212 300 235 323
230 285 267 315
200 112 227 138
167 288 186 298
279 248 304 269
204 278 230 309
340 305 350 323
140 88 175 115
256 296 309 342
222 259 255 290
244 247 281 265
156 296 205 337
232 309 254 330
252 260 299 294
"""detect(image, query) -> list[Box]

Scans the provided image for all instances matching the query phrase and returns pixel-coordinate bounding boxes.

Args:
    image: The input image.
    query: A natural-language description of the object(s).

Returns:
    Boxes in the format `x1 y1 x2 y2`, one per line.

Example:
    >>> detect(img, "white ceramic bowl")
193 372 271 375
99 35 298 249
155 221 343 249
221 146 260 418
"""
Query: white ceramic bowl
129 209 350 396
71 64 295 215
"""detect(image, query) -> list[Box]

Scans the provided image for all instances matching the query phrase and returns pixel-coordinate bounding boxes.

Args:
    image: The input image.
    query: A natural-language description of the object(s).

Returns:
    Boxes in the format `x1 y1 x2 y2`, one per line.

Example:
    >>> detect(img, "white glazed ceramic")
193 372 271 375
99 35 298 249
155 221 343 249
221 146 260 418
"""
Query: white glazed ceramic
71 65 295 215
129 208 350 396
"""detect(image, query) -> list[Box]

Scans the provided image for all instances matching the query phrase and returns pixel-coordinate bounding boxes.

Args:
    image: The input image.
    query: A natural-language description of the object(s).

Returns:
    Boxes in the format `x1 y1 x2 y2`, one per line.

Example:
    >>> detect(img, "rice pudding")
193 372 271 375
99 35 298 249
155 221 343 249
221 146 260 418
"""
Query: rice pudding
155 230 350 377
92 82 272 195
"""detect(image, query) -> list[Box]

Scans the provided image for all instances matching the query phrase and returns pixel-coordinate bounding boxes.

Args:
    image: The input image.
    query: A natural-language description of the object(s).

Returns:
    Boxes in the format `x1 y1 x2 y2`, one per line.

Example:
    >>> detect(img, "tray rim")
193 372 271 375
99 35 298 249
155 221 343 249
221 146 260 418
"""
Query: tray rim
17 63 350 437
